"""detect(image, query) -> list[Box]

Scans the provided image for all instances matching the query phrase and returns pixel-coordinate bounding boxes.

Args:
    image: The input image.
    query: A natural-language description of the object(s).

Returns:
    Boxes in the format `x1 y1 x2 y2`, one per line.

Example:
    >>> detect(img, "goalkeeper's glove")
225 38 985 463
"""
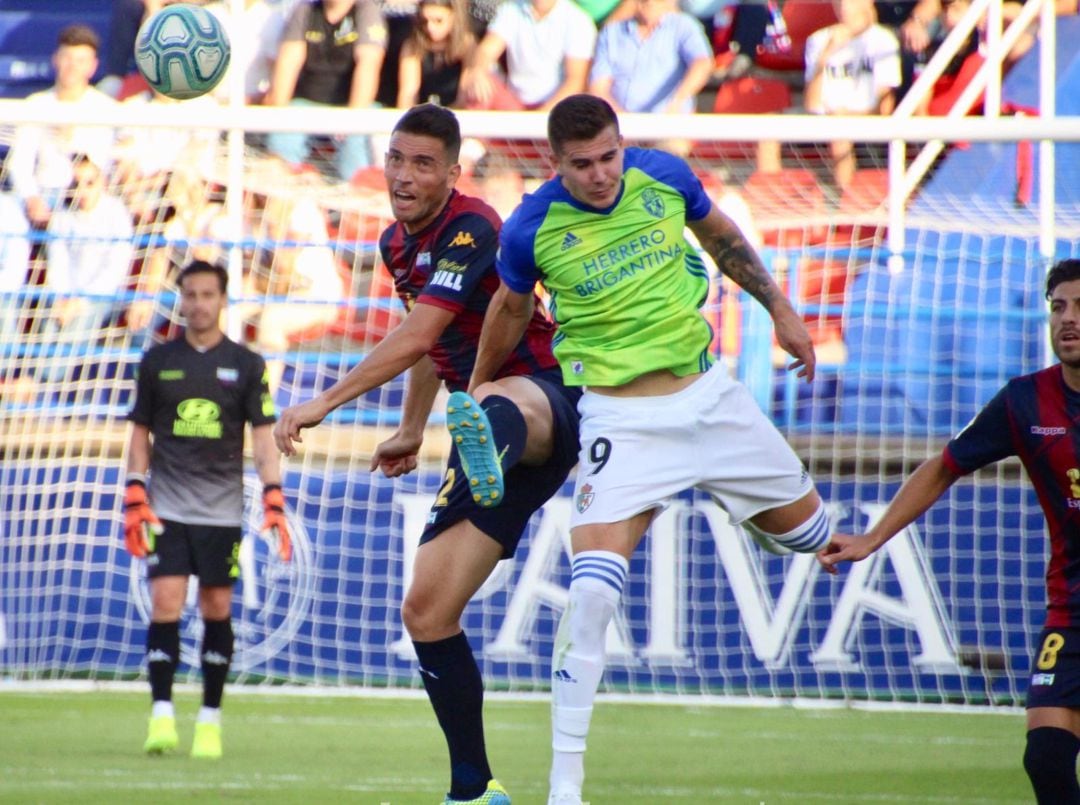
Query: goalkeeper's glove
261 484 291 562
123 479 162 558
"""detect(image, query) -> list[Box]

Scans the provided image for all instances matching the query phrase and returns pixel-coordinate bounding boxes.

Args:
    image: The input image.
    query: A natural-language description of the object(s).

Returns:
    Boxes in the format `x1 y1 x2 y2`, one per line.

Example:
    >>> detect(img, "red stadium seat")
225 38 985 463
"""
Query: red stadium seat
741 168 827 246
712 76 792 114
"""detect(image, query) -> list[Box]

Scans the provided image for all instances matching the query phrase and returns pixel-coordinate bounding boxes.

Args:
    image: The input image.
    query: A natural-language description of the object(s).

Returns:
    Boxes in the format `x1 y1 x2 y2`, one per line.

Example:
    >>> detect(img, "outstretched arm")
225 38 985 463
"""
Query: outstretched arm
468 282 535 393
818 454 960 572
274 302 455 455
369 354 442 477
689 205 816 382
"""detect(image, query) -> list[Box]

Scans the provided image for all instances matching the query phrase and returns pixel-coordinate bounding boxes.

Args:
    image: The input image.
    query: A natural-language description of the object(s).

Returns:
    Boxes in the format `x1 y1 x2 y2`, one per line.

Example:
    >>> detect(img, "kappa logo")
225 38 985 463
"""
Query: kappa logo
576 482 595 514
561 232 582 251
449 230 476 248
1032 425 1067 436
642 188 665 219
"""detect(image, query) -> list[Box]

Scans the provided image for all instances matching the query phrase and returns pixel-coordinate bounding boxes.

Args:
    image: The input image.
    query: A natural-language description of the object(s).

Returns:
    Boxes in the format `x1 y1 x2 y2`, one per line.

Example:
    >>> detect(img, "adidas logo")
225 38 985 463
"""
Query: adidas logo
553 669 577 683
147 649 173 663
561 232 582 251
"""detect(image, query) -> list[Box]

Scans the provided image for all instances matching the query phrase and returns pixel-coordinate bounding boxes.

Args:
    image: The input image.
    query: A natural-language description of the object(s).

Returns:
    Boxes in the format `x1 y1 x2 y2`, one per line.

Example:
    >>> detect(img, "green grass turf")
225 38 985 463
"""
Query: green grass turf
0 690 1030 804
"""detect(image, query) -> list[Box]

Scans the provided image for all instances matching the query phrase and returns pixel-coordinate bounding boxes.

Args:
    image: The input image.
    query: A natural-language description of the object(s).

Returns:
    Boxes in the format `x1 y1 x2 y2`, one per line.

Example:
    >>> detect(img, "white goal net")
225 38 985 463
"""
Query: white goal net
1 55 1078 706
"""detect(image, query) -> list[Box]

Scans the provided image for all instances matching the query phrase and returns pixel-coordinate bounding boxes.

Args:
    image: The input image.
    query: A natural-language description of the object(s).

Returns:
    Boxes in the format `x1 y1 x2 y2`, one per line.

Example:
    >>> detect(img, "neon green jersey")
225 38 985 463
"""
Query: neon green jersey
497 148 715 387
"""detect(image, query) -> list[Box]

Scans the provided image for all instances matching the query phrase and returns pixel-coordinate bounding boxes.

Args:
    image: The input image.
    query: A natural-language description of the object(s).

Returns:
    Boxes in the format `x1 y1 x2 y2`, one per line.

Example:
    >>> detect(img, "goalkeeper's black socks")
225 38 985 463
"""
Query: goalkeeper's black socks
414 631 492 801
200 618 234 709
480 396 527 471
1024 727 1080 804
147 620 180 703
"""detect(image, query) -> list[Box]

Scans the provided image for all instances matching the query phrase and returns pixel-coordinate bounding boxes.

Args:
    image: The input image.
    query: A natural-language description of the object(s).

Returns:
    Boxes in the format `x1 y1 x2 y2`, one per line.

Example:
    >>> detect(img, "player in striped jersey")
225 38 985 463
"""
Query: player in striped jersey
274 104 580 805
466 94 831 804
821 258 1080 804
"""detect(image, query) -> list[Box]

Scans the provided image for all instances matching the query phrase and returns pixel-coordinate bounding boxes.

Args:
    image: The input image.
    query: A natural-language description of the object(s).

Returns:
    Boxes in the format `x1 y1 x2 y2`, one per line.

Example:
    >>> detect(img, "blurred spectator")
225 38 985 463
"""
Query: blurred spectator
589 0 712 116
99 0 162 97
461 0 597 110
396 0 477 107
712 0 790 82
265 0 388 181
471 152 526 218
0 193 32 398
904 0 978 114
376 0 420 108
243 195 345 390
5 25 116 230
113 90 221 223
127 171 228 338
205 0 298 104
758 0 900 190
41 154 134 384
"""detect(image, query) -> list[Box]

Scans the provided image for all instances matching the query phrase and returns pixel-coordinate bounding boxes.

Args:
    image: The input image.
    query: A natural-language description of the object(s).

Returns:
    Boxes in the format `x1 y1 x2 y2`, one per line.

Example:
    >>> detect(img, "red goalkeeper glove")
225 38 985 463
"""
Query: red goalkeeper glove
123 479 162 558
261 484 291 562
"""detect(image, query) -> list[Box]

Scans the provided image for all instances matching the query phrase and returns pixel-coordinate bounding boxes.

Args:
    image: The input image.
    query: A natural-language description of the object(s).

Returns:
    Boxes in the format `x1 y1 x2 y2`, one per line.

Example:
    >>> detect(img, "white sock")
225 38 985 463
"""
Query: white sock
151 700 174 719
550 550 628 794
758 502 831 553
197 706 221 725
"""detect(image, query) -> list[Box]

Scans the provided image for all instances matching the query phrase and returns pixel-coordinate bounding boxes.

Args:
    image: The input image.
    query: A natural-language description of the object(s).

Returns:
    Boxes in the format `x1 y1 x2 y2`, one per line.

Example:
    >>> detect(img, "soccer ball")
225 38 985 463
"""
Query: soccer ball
134 3 231 100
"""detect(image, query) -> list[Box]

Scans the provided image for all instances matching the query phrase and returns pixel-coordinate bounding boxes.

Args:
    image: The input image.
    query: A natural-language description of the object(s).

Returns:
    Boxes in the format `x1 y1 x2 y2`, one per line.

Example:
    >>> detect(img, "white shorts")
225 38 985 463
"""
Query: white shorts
570 363 815 529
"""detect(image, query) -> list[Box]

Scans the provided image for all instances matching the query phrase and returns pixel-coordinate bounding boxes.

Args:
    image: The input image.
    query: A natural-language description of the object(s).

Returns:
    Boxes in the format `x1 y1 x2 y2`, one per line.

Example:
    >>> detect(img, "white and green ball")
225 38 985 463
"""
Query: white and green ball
134 3 230 100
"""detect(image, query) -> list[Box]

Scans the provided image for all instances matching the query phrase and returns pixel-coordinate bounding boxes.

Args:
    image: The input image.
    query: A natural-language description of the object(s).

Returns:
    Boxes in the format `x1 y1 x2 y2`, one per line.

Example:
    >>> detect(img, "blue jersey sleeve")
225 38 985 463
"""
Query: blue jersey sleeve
418 212 498 309
628 148 713 221
496 201 545 294
944 387 1016 474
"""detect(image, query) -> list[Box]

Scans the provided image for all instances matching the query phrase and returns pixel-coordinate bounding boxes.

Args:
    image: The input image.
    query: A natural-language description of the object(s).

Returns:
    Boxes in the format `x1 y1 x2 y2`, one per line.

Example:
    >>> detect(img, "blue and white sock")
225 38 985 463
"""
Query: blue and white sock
550 550 629 795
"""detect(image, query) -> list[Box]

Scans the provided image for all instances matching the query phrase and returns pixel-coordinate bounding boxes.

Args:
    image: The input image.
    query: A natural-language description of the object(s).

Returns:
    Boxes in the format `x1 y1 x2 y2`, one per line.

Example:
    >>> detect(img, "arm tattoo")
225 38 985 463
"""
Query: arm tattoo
707 231 779 312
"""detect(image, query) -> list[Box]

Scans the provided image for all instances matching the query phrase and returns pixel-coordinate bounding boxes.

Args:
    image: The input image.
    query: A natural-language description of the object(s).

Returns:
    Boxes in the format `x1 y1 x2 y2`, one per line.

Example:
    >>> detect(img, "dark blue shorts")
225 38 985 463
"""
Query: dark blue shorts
420 370 582 559
1026 626 1080 709
146 519 242 587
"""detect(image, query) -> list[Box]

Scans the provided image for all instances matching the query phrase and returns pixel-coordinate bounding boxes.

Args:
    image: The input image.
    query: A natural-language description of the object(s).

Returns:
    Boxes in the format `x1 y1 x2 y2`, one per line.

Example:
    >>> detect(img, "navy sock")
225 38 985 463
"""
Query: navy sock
200 618 234 709
147 620 180 704
1025 727 1080 804
480 395 527 471
414 632 492 800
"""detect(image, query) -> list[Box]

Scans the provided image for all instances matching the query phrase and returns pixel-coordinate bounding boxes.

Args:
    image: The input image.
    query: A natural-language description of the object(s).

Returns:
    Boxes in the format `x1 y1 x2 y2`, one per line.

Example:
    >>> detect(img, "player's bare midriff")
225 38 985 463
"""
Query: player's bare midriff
587 368 703 398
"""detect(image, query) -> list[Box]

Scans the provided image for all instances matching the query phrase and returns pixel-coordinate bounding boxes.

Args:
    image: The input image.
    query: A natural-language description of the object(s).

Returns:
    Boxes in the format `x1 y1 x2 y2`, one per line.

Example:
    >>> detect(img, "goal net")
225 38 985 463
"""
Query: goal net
0 82 1077 706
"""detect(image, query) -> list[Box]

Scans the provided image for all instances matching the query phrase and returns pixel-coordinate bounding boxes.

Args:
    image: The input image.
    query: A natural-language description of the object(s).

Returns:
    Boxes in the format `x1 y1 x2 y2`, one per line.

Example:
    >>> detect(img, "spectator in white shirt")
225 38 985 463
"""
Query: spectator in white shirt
5 25 116 230
461 0 597 110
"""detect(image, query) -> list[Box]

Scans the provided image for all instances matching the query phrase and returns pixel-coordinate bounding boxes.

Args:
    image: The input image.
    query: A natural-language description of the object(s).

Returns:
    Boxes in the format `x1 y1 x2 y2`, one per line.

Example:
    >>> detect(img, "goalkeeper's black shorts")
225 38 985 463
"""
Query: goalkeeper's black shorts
146 520 242 587
420 371 581 559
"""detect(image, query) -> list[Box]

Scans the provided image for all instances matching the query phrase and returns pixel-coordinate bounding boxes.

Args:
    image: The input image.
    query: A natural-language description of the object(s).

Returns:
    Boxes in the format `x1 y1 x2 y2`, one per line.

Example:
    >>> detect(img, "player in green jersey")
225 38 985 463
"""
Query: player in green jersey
465 94 833 804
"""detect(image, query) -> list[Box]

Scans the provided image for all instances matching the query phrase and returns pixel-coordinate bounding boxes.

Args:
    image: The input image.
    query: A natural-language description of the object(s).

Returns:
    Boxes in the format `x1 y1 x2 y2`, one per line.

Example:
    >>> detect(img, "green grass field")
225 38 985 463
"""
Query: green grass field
0 689 1030 804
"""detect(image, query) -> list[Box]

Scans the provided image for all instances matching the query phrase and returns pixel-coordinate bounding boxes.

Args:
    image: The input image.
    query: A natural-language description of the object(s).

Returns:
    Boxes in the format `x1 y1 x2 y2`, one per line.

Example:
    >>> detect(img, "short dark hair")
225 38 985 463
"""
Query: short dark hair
547 94 619 155
393 103 461 162
178 260 228 294
1046 259 1080 300
58 24 100 53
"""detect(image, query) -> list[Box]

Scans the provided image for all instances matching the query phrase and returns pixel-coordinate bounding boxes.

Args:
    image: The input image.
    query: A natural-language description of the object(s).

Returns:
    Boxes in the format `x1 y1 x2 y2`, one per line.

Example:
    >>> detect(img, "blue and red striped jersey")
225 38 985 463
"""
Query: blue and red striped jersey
943 364 1080 627
378 190 558 392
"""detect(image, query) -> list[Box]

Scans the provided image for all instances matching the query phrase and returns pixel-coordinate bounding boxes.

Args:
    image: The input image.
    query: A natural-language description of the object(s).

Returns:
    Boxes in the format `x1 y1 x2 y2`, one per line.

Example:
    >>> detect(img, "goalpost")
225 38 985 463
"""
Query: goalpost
0 60 1078 705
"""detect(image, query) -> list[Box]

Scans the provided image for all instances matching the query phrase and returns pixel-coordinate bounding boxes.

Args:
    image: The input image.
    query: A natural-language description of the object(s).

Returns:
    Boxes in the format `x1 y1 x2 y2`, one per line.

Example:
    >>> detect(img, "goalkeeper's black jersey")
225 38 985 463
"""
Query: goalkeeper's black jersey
128 336 276 526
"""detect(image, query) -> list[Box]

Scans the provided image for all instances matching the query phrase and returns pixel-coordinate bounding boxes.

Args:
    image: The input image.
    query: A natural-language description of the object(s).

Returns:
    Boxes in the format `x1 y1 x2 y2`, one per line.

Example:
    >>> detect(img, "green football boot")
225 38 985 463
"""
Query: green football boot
190 721 222 759
143 715 178 755
443 778 511 804
446 391 504 508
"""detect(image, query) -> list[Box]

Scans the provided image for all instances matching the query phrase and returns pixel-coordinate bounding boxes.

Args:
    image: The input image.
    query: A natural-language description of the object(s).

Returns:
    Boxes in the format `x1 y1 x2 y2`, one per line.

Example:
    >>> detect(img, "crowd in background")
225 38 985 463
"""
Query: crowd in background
0 0 1071 403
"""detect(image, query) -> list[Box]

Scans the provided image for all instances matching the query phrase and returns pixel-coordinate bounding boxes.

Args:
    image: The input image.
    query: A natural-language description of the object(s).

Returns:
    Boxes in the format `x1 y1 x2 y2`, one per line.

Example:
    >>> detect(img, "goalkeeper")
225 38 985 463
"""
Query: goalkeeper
124 260 289 760
274 104 581 805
